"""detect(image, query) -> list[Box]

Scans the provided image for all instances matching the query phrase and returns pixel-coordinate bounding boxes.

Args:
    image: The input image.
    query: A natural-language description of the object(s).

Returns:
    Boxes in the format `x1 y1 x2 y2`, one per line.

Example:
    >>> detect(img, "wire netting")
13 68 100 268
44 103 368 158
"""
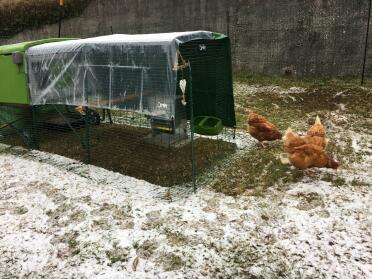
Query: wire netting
0 103 236 187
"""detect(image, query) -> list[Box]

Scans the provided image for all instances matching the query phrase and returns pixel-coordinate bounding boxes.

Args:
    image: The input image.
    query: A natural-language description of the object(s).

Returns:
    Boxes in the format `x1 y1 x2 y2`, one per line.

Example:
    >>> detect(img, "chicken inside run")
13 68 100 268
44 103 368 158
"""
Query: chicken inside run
0 40 371 279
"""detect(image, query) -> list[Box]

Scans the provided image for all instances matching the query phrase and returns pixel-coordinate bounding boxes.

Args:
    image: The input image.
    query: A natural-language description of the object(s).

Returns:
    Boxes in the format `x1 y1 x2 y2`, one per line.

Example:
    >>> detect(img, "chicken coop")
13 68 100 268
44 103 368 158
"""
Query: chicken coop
0 31 236 189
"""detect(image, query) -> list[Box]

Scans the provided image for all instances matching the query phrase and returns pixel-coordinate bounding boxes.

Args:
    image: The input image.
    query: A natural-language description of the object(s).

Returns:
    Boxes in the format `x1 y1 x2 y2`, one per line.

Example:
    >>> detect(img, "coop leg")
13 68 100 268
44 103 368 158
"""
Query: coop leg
107 109 113 124
101 109 106 122
31 106 40 149
84 111 91 164
101 109 113 124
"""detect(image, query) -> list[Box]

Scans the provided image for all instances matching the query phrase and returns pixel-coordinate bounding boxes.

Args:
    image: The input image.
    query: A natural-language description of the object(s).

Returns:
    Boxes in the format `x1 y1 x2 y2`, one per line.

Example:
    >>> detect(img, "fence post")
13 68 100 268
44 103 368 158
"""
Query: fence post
84 109 91 164
58 0 64 38
188 63 197 192
361 0 372 85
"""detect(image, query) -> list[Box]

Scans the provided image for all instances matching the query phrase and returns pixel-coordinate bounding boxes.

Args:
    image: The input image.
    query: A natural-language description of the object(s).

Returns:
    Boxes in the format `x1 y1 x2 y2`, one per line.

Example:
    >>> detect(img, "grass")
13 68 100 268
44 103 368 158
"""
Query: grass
351 179 370 187
210 142 304 196
106 247 129 265
134 240 158 259
322 173 359 187
0 0 92 38
162 227 191 246
209 74 372 196
156 253 184 272
66 231 80 256
234 71 365 89
234 75 372 130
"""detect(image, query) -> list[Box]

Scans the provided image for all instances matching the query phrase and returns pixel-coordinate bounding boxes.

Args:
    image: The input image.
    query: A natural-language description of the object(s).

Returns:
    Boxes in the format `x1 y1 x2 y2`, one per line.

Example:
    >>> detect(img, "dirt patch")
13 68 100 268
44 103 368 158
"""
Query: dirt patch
134 239 158 259
156 252 185 272
163 227 192 246
295 192 324 211
106 246 130 265
51 230 80 257
12 206 28 215
142 210 164 230
90 203 134 229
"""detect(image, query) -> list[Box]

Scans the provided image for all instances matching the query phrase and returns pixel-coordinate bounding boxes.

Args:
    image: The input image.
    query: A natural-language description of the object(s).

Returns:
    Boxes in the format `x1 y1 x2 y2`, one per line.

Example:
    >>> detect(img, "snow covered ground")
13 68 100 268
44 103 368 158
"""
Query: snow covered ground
0 141 371 278
0 83 371 278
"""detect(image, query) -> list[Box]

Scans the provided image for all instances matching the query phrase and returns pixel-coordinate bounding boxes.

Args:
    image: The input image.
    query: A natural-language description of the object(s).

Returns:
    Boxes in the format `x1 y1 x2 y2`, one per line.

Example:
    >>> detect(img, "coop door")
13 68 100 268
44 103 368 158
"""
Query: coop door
190 59 217 117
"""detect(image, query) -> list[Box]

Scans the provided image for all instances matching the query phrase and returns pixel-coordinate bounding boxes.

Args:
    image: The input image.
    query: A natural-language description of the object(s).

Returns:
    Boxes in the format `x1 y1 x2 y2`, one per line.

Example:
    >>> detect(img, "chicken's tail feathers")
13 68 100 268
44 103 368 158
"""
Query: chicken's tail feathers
279 153 290 164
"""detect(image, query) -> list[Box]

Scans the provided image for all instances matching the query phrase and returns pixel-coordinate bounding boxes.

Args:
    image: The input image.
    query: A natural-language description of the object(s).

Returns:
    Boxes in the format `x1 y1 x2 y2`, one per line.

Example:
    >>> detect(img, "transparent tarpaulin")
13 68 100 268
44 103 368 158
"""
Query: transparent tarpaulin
26 31 214 120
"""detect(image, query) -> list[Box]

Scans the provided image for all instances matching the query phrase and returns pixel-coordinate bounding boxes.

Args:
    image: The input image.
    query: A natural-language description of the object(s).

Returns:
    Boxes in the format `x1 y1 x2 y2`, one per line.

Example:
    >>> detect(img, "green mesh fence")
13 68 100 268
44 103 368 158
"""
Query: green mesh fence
0 105 236 188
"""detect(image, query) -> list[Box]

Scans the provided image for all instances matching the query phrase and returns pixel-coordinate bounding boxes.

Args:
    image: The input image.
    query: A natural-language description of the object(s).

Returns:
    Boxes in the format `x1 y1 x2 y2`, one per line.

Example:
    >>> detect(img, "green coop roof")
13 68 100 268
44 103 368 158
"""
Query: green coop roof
0 38 76 55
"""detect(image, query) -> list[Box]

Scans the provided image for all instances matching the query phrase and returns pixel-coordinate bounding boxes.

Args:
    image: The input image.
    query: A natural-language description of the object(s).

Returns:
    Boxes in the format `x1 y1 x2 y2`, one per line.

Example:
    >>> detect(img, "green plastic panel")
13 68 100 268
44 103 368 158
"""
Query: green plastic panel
0 38 76 104
179 37 236 127
0 55 29 104
0 38 76 55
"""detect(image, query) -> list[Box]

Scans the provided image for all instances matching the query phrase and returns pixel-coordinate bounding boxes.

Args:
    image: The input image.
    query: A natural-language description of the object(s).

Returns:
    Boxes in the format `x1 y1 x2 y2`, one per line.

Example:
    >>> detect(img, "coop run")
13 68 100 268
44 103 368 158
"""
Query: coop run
0 31 236 189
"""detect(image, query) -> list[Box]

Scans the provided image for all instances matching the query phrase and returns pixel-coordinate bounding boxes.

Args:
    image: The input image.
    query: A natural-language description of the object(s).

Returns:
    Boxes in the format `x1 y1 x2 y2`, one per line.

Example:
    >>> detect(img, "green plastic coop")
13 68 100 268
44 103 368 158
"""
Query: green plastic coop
0 32 236 137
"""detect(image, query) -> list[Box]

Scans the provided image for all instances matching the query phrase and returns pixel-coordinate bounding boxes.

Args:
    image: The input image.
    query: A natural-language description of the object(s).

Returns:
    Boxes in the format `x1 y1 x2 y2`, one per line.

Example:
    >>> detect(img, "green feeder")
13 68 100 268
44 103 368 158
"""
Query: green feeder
194 116 223 136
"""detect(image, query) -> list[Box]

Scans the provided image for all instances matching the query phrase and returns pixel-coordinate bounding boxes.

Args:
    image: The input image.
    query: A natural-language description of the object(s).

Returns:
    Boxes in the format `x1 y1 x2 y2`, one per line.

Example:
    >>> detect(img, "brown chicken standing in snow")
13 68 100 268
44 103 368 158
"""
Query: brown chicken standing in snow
288 143 340 170
283 127 306 153
304 115 329 149
248 112 282 146
307 116 326 137
283 127 329 153
281 116 336 170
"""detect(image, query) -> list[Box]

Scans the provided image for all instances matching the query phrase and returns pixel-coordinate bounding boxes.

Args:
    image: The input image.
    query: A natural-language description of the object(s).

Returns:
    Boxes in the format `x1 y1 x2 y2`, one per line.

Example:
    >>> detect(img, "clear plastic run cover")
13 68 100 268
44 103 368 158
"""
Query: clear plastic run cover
26 31 214 119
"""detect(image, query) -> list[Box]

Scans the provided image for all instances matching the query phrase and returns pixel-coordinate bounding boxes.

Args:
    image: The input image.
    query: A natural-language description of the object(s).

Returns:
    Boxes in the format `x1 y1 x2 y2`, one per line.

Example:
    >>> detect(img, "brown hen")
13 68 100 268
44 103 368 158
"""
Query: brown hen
248 112 282 144
283 127 305 153
307 116 326 137
75 105 84 113
304 135 329 149
289 144 339 170
283 127 329 153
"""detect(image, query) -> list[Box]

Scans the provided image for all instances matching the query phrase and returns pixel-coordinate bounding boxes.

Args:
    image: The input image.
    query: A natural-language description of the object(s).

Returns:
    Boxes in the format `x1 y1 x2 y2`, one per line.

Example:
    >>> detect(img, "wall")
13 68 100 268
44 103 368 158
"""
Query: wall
0 0 369 77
